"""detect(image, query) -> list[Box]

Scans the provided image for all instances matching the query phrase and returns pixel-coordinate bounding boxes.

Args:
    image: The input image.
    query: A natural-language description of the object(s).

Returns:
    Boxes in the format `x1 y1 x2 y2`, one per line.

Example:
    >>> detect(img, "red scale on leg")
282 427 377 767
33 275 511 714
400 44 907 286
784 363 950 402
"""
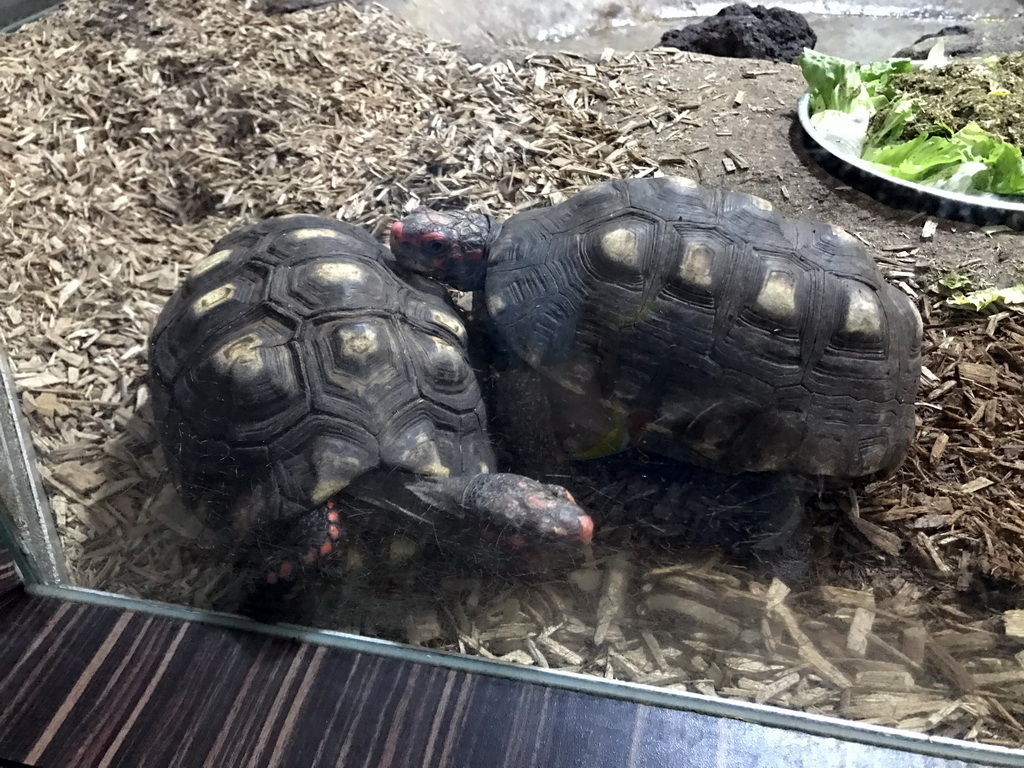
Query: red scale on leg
262 500 349 584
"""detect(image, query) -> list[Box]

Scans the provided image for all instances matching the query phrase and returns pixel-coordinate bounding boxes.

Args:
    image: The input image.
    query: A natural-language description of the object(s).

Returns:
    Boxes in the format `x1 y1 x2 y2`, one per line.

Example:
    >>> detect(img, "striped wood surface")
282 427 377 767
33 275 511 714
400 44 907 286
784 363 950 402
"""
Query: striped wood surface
0 545 998 768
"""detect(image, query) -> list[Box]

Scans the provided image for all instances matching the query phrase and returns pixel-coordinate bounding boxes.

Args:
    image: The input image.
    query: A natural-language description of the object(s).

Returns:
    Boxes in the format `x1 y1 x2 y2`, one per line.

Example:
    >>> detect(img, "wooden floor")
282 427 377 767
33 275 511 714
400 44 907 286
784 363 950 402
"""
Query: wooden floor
0 544 1009 768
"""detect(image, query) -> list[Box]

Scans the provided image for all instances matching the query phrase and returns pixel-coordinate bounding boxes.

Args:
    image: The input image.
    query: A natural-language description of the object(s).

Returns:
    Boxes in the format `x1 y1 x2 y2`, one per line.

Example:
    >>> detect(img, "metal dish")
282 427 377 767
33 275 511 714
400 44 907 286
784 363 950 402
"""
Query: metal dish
797 93 1024 229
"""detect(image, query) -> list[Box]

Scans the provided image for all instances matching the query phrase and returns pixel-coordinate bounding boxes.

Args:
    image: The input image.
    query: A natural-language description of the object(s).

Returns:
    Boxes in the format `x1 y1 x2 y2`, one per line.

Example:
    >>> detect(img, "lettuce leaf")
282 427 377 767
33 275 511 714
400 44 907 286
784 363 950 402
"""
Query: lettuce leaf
864 95 916 148
862 122 1024 193
958 123 1024 194
798 49 912 115
799 50 1024 196
862 133 964 183
947 285 1024 311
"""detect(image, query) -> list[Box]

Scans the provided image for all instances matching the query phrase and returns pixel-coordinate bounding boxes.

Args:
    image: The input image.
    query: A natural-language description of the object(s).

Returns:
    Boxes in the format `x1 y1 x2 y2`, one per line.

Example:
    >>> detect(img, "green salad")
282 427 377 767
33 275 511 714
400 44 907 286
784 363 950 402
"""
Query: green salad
798 48 1024 196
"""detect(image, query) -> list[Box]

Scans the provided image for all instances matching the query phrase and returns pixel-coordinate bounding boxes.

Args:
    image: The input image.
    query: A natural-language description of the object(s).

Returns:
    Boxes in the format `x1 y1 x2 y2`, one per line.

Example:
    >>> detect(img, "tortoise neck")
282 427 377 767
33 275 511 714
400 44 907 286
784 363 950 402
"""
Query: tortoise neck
462 212 500 254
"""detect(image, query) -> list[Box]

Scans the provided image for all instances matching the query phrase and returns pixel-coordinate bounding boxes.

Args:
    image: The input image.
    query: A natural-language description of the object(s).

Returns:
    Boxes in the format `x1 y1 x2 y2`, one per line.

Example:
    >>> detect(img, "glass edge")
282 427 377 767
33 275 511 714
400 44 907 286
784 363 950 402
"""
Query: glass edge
0 510 31 584
0 347 68 584
24 582 1024 768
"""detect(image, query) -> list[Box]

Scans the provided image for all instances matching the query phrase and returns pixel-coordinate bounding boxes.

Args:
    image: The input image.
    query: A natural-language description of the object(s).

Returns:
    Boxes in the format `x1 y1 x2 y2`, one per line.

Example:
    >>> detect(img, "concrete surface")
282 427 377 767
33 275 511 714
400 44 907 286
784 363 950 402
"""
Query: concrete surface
4 1 1023 60
381 0 1024 60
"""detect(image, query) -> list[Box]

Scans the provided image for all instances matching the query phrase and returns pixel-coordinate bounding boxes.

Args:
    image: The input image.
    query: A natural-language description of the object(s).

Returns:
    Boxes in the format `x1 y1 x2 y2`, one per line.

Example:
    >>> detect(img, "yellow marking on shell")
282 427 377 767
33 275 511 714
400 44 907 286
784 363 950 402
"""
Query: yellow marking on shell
389 536 418 565
747 195 773 211
486 292 508 316
599 227 641 268
428 336 463 364
284 227 349 242
310 453 362 505
314 262 365 284
311 480 347 505
523 348 544 368
399 431 450 477
747 452 787 472
909 301 923 337
552 359 596 396
665 176 698 190
755 271 797 323
429 309 467 343
418 458 450 477
346 549 364 571
338 325 379 359
213 333 264 372
844 284 883 336
191 249 231 278
191 283 236 316
677 242 714 288
644 421 673 436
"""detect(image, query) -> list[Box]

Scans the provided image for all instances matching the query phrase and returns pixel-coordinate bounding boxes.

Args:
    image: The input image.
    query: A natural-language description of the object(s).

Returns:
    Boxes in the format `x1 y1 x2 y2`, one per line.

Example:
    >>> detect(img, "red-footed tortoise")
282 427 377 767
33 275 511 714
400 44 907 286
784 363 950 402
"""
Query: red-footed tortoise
148 215 593 615
390 176 923 482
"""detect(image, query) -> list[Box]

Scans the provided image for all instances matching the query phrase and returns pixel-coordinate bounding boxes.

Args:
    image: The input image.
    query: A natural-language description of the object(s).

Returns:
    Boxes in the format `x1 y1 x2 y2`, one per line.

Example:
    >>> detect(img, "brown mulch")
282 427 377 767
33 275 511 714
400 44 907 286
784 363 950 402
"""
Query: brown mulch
1 0 1024 748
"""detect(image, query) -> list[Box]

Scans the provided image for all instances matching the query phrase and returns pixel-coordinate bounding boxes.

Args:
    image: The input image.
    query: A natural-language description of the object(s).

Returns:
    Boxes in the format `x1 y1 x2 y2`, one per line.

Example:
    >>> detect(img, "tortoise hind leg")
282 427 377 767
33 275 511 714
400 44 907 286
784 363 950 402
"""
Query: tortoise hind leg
489 365 564 476
237 498 350 623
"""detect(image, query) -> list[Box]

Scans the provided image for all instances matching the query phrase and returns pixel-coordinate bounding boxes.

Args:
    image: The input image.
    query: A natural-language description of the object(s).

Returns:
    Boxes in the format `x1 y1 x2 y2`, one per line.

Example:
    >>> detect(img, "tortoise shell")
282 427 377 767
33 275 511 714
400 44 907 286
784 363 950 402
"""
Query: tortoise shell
149 215 492 530
479 177 922 479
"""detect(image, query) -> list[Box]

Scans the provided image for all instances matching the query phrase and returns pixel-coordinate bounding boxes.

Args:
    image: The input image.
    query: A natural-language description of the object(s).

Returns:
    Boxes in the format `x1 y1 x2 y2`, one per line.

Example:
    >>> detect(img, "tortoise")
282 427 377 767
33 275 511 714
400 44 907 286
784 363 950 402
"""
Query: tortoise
389 176 923 483
147 214 593 612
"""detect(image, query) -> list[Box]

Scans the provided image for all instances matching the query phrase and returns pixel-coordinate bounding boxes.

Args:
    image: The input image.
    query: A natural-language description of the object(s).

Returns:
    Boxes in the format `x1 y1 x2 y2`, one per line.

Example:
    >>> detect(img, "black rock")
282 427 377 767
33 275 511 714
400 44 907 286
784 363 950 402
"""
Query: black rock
659 3 816 64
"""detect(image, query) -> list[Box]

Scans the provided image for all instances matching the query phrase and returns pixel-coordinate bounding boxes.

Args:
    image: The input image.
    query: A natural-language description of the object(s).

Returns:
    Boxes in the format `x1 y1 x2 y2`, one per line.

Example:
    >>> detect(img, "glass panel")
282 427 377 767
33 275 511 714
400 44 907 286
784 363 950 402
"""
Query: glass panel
0 352 66 584
2 0 1023 758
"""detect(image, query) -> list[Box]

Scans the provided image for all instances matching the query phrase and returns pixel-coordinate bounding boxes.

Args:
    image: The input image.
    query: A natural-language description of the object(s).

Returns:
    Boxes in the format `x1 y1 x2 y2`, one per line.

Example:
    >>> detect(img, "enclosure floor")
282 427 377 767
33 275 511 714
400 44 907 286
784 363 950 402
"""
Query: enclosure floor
3 0 1024 760
0 546 1008 768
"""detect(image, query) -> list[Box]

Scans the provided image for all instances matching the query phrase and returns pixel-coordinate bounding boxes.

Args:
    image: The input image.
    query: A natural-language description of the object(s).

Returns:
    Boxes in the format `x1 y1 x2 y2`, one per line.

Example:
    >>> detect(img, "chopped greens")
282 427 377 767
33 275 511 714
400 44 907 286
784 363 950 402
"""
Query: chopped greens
946 284 1024 311
798 49 1024 196
937 271 974 292
936 271 1024 312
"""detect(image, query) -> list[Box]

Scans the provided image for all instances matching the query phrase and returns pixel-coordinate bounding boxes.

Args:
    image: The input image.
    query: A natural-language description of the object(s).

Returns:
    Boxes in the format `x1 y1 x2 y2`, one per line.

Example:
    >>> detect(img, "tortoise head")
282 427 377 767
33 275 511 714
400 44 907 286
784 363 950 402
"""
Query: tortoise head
461 473 594 554
390 208 498 291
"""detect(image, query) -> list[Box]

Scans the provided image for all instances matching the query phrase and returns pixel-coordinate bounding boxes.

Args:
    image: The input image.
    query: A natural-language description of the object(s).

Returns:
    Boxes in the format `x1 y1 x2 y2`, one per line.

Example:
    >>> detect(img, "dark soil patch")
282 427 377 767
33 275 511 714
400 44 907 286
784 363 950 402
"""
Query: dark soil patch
612 51 1024 286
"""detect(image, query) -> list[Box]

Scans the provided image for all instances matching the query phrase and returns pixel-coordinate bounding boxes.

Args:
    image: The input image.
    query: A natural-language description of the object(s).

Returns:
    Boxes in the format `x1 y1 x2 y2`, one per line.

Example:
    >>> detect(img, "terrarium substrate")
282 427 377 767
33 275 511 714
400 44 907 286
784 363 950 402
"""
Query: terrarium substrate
1 0 1023 748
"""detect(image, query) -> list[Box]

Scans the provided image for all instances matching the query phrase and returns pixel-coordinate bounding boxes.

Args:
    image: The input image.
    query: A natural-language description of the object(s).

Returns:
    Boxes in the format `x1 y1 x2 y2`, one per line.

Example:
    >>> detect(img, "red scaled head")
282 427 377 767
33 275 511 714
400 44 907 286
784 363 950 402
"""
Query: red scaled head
389 207 498 292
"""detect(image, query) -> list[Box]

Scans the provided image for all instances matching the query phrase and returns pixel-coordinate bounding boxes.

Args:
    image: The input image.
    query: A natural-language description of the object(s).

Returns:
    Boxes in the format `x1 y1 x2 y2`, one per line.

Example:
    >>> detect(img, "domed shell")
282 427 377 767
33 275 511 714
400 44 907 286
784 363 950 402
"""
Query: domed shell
149 215 492 525
483 177 922 480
